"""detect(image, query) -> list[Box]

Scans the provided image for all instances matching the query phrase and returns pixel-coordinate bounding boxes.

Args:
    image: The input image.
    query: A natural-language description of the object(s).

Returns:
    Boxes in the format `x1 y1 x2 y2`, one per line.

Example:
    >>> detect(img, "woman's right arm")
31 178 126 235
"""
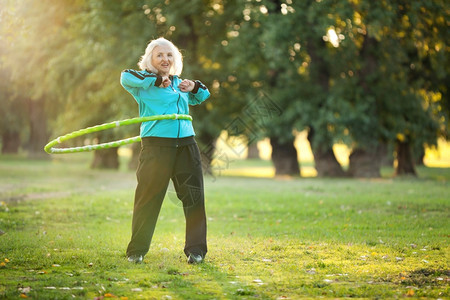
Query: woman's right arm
120 69 163 96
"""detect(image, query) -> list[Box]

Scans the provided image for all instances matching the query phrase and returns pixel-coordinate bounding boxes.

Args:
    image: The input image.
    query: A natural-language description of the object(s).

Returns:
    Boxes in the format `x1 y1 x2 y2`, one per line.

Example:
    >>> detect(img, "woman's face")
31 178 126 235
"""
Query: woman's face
151 44 173 76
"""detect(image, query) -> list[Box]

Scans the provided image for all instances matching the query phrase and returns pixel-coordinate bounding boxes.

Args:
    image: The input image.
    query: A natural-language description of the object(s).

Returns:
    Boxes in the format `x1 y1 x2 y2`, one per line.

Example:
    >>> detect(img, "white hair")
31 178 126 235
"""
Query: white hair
138 37 183 76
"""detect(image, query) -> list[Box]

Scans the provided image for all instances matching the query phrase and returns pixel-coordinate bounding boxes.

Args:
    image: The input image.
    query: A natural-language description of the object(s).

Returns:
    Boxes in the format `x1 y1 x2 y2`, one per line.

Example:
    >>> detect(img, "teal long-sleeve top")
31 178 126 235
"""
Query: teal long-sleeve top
120 69 210 138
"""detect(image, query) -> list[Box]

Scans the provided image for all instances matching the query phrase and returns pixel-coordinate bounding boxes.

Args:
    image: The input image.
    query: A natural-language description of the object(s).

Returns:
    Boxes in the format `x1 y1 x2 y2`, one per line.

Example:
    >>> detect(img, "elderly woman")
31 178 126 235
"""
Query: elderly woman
120 38 210 264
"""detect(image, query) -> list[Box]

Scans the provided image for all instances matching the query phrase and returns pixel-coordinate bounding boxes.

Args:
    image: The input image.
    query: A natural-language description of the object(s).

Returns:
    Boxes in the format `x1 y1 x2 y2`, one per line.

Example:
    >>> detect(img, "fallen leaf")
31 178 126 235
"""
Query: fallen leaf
406 289 415 297
19 287 31 293
20 294 28 298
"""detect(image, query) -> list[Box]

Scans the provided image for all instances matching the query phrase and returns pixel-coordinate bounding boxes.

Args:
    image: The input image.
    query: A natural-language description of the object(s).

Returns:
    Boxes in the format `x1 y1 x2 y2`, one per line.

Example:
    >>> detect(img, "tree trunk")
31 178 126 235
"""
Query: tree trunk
270 136 300 177
91 147 119 169
348 145 383 178
414 143 425 166
128 142 141 171
305 35 347 178
307 128 346 177
395 140 417 176
348 34 383 178
27 98 49 159
247 140 260 159
2 130 21 154
379 142 394 167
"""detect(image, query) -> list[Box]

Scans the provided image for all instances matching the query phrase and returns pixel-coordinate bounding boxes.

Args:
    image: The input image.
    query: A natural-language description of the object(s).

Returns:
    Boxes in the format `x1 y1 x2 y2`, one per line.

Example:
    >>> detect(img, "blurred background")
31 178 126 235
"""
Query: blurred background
0 0 448 178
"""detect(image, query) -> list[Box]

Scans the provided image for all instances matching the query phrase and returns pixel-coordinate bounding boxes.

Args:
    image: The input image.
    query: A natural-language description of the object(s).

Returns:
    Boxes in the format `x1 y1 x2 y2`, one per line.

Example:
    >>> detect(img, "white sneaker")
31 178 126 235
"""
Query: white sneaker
127 255 143 264
187 254 203 264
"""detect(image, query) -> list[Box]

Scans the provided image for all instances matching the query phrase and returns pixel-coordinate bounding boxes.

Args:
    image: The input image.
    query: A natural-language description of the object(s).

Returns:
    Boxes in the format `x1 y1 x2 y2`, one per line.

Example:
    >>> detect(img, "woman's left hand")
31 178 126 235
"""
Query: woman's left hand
178 79 195 92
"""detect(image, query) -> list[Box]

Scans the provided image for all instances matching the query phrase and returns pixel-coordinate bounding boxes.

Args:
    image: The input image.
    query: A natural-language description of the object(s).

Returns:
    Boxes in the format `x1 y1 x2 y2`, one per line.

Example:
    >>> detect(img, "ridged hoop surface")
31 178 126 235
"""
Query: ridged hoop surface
44 114 192 154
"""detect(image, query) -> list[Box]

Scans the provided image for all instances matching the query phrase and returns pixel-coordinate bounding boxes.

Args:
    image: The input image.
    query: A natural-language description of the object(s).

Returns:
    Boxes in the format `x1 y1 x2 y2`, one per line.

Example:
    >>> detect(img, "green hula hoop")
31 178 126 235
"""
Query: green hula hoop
44 114 192 154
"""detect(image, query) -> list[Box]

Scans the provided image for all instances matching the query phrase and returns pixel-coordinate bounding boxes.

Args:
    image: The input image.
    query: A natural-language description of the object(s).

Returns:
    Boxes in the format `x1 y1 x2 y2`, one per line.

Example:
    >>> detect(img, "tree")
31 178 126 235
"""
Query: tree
290 0 448 177
335 0 447 177
393 0 448 172
290 0 349 177
219 0 302 176
0 72 25 154
0 0 78 158
52 0 151 168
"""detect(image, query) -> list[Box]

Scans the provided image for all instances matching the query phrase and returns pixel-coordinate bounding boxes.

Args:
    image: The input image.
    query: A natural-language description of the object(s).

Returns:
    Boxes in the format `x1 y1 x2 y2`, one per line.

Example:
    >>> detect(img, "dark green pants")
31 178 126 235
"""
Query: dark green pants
126 136 207 258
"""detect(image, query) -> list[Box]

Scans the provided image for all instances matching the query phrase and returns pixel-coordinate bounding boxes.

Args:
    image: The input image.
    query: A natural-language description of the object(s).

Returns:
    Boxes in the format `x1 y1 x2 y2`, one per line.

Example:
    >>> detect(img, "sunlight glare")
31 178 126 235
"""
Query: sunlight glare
324 28 340 47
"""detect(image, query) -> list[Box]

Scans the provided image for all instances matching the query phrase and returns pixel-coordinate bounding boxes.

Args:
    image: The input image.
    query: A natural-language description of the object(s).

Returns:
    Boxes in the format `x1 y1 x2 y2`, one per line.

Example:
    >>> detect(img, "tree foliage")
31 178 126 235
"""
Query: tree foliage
0 0 447 176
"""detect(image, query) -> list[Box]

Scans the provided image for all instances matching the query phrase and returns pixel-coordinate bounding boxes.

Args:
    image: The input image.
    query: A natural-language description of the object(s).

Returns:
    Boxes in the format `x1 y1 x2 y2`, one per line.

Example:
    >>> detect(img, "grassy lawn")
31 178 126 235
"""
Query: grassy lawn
0 154 449 299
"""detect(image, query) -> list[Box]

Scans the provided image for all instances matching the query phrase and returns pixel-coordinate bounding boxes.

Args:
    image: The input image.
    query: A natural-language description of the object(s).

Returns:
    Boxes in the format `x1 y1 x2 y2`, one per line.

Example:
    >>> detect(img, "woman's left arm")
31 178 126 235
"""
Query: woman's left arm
179 79 210 105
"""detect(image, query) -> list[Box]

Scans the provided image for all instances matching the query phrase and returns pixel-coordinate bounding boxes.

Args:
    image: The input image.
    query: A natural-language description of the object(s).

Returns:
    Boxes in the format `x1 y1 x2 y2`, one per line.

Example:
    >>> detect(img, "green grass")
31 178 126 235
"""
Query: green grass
0 154 449 299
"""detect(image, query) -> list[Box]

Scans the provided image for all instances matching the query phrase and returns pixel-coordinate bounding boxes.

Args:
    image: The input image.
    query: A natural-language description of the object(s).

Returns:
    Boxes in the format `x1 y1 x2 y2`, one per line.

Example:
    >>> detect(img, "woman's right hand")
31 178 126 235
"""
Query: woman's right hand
160 76 171 88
